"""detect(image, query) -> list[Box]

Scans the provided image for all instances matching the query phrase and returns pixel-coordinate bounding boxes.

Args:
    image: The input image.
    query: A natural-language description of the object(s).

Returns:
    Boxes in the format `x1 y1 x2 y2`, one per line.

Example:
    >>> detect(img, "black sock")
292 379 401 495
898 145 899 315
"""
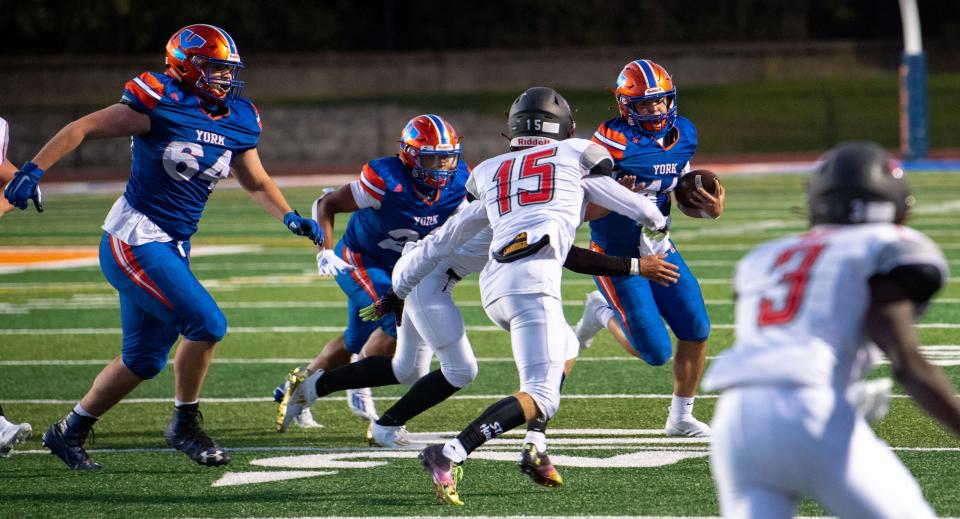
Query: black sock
175 402 199 413
527 372 565 433
0 402 5 417
455 396 526 456
377 369 460 427
315 355 398 397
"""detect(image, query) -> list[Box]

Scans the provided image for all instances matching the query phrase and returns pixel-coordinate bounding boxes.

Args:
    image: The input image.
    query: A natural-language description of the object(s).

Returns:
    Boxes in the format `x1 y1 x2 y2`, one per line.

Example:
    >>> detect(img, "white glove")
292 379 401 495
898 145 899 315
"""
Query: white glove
847 378 893 424
317 249 355 278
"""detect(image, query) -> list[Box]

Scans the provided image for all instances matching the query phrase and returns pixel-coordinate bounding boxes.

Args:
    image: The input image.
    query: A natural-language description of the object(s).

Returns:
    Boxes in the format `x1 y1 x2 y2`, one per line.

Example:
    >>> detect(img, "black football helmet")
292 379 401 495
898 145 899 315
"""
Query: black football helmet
807 141 912 225
507 87 576 150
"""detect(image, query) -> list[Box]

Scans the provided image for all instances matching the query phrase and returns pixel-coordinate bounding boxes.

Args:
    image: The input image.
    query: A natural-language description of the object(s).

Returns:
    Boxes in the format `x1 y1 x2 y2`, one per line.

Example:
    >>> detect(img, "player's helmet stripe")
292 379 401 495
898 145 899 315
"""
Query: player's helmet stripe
427 114 448 144
636 60 657 89
206 24 238 53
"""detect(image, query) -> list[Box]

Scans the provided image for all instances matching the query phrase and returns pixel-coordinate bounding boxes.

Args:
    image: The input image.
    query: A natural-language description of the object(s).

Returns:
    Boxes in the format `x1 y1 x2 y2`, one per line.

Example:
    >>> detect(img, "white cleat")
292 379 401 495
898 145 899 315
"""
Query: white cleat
369 422 413 448
0 417 32 458
574 290 609 349
277 368 323 433
665 415 712 437
295 407 324 429
346 387 379 421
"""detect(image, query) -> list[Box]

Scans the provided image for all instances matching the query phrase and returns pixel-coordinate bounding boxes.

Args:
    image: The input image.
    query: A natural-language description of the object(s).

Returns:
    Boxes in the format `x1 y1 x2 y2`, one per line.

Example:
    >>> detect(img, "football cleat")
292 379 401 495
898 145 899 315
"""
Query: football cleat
369 422 412 448
164 407 231 467
419 444 464 506
273 382 324 429
347 387 379 421
0 417 32 458
574 290 609 349
519 442 564 487
665 413 712 437
276 367 322 433
42 414 102 470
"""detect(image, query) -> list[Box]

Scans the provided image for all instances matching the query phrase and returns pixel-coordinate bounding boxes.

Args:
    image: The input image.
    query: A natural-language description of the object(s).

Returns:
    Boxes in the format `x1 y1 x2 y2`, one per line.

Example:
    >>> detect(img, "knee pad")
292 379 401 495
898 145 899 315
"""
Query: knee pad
439 358 478 388
182 308 227 343
434 336 478 388
639 344 672 366
520 381 561 420
392 356 429 386
121 349 169 380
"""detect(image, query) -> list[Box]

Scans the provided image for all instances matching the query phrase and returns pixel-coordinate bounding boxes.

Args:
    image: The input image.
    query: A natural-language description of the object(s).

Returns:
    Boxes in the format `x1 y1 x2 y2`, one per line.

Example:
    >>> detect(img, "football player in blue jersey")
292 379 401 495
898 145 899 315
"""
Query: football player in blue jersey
577 59 726 437
3 24 323 470
274 114 470 432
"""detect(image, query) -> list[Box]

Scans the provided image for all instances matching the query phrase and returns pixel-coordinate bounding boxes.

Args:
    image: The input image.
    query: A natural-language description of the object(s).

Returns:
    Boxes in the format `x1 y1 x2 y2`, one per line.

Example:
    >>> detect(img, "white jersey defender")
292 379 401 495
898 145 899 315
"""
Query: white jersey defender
704 141 952 519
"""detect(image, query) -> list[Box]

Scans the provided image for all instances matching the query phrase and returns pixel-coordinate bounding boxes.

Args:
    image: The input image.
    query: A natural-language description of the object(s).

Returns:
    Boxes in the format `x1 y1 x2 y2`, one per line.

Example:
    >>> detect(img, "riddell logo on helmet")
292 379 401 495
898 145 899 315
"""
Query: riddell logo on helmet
645 87 664 95
514 137 553 147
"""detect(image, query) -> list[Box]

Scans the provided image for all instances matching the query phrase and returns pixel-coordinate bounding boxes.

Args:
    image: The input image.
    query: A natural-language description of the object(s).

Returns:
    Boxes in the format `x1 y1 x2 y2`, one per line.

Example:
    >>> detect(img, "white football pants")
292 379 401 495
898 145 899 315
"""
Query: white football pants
710 385 936 519
391 262 478 388
484 292 577 420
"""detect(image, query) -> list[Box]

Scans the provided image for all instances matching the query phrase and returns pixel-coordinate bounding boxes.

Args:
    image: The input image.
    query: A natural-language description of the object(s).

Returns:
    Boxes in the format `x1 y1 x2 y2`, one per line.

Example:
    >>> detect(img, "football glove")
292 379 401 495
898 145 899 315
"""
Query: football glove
283 211 323 245
4 161 44 212
316 249 355 278
359 290 404 326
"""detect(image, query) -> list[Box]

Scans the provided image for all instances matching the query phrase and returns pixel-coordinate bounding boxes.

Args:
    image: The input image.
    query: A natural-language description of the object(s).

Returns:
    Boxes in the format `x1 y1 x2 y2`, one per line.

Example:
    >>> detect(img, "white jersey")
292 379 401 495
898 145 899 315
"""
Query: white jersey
703 223 948 392
393 138 666 304
0 117 8 164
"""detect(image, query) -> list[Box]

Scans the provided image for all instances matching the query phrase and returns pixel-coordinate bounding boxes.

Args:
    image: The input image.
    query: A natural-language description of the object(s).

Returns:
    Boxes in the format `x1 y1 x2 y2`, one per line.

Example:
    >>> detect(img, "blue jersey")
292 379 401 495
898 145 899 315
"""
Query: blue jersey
588 115 698 254
120 72 261 241
342 157 469 267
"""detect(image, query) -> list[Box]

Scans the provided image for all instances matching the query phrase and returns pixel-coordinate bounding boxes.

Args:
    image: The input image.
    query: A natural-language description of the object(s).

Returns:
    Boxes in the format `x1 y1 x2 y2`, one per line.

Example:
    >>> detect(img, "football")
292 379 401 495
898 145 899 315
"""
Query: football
674 169 720 207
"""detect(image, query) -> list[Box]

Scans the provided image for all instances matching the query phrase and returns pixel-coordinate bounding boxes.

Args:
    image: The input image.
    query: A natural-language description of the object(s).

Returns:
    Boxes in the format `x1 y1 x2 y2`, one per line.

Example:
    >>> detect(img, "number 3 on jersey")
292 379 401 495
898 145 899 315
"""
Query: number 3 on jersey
495 147 557 215
162 141 232 190
757 242 827 326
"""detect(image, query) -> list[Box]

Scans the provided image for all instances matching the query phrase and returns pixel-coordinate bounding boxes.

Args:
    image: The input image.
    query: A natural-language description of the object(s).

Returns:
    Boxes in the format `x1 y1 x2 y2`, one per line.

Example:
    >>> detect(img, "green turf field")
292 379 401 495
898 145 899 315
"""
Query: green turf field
1 172 959 518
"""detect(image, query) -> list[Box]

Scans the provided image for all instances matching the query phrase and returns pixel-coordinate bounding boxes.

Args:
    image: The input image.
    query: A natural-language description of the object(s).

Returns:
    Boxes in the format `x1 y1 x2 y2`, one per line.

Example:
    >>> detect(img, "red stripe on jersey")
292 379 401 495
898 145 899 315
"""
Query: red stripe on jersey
361 164 387 191
124 79 160 110
591 124 625 160
138 72 166 96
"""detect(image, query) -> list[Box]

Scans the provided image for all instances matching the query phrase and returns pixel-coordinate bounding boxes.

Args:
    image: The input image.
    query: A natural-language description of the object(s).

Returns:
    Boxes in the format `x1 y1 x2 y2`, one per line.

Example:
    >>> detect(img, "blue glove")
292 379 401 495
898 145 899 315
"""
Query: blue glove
283 211 323 245
4 161 44 212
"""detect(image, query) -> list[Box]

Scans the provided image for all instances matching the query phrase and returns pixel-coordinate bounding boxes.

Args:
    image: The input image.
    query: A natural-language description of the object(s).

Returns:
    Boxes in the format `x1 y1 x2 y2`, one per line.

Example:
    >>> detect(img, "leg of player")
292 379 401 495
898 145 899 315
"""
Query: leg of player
519 355 575 487
274 334 351 431
43 354 144 470
349 329 398 425
163 338 230 467
666 339 710 436
420 293 566 505
0 402 32 458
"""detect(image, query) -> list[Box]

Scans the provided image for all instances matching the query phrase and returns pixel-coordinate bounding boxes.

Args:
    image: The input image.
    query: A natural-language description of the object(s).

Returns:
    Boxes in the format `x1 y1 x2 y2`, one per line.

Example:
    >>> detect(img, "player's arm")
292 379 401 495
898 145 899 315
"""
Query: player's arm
563 246 678 286
231 148 322 245
315 184 359 251
3 104 150 212
0 158 16 216
866 268 960 435
581 174 667 231
31 104 150 171
392 200 489 299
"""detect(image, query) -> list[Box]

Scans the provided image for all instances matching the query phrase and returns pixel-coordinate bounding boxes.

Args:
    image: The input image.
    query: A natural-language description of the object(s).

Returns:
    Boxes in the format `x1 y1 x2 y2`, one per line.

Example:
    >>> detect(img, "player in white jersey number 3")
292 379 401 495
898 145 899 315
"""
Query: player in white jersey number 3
703 141 959 518
390 87 667 505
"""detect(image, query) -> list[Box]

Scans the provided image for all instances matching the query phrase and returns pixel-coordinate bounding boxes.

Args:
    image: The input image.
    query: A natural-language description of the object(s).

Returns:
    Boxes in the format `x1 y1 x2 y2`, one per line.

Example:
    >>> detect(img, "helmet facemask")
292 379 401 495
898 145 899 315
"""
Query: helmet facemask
620 90 677 138
189 55 244 103
403 144 461 191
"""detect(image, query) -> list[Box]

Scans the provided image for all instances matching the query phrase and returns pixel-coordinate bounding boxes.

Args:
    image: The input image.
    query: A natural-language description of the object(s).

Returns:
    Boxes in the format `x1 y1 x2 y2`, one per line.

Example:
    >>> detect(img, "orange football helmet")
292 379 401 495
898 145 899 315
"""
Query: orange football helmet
615 59 677 137
398 114 462 190
164 24 244 103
